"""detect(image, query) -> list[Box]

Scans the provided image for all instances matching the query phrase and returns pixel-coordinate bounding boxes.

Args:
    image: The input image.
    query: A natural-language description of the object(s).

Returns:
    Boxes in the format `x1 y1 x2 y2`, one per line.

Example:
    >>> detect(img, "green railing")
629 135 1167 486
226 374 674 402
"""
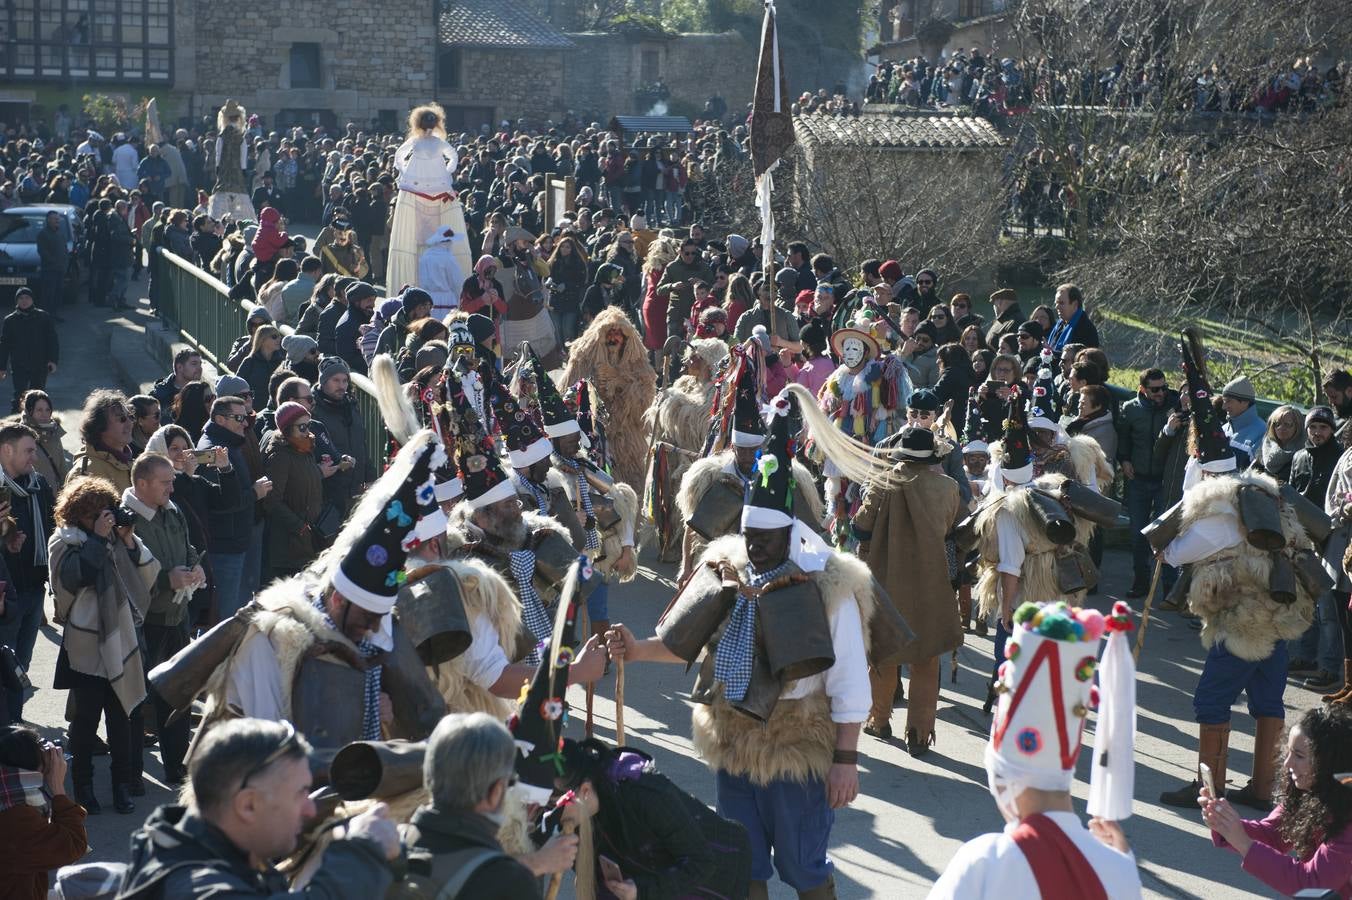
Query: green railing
153 249 389 469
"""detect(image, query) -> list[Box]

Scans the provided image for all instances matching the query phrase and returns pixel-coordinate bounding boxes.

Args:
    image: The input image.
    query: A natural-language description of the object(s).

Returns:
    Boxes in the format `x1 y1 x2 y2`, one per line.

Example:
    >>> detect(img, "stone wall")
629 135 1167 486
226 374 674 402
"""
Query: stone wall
561 32 757 123
437 48 566 129
189 0 436 126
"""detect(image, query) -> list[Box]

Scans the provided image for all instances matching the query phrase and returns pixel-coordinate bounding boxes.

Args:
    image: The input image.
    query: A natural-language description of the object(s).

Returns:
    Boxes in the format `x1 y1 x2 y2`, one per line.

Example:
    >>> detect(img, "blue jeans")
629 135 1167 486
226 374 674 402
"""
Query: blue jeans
715 768 834 889
0 587 43 720
1124 477 1177 591
243 522 265 600
551 308 579 347
1290 590 1343 674
1193 641 1288 724
664 190 682 224
587 581 609 623
212 552 247 621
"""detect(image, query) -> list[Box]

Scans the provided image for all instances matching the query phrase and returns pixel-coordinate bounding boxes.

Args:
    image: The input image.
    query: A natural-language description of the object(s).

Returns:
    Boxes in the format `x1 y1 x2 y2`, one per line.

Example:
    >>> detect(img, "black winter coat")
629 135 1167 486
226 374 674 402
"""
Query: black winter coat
195 422 254 554
309 392 373 514
0 307 59 372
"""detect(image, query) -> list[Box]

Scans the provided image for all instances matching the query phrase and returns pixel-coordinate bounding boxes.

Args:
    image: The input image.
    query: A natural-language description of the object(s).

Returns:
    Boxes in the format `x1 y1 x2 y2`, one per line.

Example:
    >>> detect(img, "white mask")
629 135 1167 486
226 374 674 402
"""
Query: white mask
841 337 867 369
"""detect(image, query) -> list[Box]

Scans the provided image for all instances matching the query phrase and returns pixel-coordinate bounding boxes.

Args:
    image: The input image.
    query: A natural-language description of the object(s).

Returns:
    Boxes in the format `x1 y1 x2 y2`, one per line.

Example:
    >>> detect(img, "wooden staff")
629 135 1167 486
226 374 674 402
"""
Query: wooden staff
615 657 626 747
544 820 578 900
1133 556 1164 664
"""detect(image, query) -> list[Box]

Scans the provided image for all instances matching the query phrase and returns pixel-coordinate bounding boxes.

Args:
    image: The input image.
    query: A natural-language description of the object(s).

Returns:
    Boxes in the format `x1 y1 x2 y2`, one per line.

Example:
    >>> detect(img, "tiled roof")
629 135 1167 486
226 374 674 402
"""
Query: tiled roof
794 110 1005 150
438 0 575 50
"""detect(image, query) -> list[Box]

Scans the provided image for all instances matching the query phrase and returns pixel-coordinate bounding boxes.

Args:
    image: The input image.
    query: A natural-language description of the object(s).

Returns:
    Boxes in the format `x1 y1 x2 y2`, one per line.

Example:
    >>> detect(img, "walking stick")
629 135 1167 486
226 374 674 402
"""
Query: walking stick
1133 556 1165 664
615 657 626 747
544 820 578 900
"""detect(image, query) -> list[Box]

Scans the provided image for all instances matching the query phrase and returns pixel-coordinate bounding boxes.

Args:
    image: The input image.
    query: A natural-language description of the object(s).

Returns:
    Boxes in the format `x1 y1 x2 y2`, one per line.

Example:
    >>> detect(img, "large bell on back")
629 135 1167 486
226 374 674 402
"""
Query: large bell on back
395 566 472 666
688 476 745 541
756 576 835 681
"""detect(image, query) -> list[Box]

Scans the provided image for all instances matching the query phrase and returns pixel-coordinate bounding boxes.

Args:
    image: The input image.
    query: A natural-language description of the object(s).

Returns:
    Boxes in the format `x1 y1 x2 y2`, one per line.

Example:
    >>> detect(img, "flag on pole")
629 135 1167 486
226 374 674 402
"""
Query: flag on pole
750 1 794 274
145 97 163 146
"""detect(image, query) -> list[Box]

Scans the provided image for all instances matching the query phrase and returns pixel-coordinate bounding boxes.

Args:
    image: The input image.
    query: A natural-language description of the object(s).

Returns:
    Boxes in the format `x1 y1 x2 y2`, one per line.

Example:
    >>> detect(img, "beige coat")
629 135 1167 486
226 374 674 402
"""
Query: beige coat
17 414 71 486
856 461 962 663
69 446 132 492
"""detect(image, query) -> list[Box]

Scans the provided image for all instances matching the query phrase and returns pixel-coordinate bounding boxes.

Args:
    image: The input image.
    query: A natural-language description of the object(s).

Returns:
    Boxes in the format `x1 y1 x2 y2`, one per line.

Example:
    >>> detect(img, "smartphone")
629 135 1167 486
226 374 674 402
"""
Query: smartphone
598 855 624 885
1199 762 1216 798
193 448 218 465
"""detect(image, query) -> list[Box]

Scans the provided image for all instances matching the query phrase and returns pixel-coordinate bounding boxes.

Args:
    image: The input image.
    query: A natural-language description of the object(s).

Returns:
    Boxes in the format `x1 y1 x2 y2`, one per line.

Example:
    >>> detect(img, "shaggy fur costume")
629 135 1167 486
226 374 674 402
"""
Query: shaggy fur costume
193 575 355 749
1180 470 1315 661
990 434 1112 489
689 535 875 786
446 505 575 608
561 307 657 492
677 452 825 531
516 467 585 548
411 558 522 722
972 479 1088 619
559 474 640 582
641 365 721 556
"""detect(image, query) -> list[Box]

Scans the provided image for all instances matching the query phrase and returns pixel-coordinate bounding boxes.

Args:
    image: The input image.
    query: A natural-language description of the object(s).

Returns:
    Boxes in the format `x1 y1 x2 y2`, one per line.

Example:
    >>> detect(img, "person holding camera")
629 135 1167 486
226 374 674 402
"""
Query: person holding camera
48 475 160 815
0 724 88 900
122 452 205 789
0 423 55 724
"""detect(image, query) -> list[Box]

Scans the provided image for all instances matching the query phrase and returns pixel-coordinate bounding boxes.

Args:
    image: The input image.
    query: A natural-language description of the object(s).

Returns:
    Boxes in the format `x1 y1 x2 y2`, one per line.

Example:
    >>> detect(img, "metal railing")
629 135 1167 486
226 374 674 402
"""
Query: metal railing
153 248 389 469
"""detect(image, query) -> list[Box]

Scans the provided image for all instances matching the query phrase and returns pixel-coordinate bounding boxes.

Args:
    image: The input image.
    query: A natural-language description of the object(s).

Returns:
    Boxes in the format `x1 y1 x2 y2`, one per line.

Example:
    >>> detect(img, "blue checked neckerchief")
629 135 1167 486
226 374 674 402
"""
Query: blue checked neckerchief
314 597 384 740
713 560 793 702
574 472 601 550
510 550 552 666
518 475 551 515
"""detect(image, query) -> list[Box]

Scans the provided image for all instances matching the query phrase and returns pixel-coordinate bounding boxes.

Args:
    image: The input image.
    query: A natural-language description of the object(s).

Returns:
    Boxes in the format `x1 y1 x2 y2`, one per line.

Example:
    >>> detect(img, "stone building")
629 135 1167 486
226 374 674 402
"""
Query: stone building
0 0 760 133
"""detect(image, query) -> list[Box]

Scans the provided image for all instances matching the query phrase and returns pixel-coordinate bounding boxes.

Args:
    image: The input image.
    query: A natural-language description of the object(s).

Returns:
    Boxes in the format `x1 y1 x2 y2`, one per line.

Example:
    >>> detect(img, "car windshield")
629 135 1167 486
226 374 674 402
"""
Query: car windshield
0 213 43 243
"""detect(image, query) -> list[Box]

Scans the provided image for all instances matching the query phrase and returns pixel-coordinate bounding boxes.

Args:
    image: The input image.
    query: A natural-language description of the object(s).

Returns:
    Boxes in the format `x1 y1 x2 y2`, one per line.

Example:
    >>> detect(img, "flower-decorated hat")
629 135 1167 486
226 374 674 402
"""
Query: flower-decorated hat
519 342 581 440
1181 330 1235 473
1026 347 1061 433
987 600 1136 820
492 377 554 470
961 385 989 455
999 391 1033 484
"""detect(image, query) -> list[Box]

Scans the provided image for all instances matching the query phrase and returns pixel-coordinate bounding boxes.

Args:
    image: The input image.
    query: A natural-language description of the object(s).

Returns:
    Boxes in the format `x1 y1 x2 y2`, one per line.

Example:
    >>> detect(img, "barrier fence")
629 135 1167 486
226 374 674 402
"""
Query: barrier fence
152 248 389 469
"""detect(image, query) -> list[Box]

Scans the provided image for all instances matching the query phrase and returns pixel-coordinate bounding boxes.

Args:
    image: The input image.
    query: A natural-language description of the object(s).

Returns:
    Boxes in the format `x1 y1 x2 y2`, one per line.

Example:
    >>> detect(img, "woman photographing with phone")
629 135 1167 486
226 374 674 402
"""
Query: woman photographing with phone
1200 706 1352 897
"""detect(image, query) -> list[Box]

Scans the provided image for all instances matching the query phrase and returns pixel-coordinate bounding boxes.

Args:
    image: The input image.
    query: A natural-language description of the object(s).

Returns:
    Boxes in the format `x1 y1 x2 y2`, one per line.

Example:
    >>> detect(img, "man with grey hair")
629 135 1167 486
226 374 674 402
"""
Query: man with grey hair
119 717 400 897
403 713 564 898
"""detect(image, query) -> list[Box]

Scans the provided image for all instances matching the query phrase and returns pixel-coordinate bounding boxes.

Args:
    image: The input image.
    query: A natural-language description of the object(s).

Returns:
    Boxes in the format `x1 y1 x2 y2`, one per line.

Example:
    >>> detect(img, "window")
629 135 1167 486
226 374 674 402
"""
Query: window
641 49 660 84
289 42 322 89
1 0 173 82
438 49 461 91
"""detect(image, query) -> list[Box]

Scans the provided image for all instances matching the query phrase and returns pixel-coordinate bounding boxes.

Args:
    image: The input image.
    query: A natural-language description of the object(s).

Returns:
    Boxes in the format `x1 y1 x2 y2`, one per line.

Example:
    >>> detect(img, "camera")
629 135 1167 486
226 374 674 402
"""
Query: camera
112 506 137 528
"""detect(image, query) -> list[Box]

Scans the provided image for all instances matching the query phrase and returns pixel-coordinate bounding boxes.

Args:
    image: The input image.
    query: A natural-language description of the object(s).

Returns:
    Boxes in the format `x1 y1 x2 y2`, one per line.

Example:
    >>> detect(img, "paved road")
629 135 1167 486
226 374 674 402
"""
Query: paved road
18 288 1311 897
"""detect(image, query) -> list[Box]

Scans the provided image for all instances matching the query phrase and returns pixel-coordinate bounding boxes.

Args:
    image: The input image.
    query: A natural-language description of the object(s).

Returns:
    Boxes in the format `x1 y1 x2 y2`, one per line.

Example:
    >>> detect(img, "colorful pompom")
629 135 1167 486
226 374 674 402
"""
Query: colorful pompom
1075 656 1097 682
1077 609 1106 642
1014 602 1040 625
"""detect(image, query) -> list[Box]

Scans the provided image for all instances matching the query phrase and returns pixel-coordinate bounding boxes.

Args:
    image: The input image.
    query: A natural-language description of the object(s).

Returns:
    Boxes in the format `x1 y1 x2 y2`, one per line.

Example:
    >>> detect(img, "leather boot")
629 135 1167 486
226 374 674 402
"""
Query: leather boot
1324 659 1352 703
798 876 837 900
112 783 136 815
1228 716 1282 811
958 585 973 630
748 880 770 900
1160 722 1229 808
73 783 101 815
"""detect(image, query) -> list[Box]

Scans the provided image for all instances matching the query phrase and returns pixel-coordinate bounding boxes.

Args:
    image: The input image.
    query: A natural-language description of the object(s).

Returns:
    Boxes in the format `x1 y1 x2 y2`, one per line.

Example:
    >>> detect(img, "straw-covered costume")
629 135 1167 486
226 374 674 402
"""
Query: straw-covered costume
208 100 255 222
930 601 1143 899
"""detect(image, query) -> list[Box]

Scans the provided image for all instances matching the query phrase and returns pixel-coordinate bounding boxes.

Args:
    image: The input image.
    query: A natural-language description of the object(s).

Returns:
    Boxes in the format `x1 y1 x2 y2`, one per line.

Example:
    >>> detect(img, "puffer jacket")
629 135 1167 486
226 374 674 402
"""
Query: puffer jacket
309 391 373 515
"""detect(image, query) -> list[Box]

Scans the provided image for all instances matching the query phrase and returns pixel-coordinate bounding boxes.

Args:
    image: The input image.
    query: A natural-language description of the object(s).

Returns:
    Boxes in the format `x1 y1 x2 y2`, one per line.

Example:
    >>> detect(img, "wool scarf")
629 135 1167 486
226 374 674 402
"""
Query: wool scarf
2 469 47 565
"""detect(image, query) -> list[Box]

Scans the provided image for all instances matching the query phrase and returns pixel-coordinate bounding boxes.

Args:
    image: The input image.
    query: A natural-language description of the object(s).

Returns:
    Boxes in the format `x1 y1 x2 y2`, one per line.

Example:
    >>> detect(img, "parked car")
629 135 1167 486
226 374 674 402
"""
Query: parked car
0 204 83 304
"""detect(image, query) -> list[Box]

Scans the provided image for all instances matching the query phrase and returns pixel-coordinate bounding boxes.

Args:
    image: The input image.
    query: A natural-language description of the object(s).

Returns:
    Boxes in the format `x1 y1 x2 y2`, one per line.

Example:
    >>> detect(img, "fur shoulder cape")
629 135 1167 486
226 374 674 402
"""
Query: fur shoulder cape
560 474 640 582
688 535 875 786
645 377 715 454
971 484 1084 618
989 434 1112 489
414 557 521 721
676 451 824 529
1179 469 1315 661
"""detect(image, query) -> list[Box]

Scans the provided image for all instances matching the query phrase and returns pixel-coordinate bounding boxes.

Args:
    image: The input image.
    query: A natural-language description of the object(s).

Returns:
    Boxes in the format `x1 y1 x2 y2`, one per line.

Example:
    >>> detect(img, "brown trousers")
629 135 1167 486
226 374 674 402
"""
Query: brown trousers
868 656 941 737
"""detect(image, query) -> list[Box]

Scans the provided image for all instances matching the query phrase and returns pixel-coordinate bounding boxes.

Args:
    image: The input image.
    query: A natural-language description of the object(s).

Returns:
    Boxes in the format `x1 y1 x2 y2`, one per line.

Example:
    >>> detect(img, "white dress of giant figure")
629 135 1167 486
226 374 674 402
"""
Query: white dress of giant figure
385 104 474 297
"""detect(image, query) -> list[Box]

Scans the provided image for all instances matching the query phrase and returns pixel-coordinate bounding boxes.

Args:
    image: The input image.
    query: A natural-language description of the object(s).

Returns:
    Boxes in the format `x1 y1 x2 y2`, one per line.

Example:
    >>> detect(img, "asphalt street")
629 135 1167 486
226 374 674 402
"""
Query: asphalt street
17 287 1309 898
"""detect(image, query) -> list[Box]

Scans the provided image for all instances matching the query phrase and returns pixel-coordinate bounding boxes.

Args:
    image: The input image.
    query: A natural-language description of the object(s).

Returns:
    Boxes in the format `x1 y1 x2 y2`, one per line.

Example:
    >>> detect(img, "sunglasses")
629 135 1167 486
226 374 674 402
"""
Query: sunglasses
917 279 934 285
221 413 248 423
292 423 312 433
239 721 300 790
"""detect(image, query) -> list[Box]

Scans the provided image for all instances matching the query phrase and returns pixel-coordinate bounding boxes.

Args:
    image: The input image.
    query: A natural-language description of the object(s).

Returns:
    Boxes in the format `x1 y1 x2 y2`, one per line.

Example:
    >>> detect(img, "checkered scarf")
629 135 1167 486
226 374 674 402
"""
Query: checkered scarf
314 597 384 741
574 472 601 551
0 765 50 818
510 550 552 666
518 476 551 515
713 560 793 702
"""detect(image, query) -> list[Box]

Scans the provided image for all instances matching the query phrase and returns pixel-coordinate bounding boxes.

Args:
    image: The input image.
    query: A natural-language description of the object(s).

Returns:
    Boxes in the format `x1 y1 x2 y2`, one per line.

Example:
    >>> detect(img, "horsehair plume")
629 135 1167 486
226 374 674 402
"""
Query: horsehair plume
371 354 420 446
1181 326 1209 384
307 428 438 581
784 384 902 488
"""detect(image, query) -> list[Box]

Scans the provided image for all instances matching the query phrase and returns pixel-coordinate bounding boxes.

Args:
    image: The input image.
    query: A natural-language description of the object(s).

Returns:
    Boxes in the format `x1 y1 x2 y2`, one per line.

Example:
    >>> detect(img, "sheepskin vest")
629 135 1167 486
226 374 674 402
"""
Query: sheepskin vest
1179 470 1315 661
559 469 640 582
689 535 875 786
677 452 825 537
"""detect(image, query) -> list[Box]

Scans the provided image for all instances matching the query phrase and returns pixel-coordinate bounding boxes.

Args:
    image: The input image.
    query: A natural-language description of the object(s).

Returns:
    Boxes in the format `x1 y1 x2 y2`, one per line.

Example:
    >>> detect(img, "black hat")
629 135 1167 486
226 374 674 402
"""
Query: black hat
521 343 581 441
1181 332 1234 471
896 425 936 460
1026 348 1061 431
1000 391 1033 484
741 390 796 531
511 555 595 802
401 287 433 315
1017 320 1044 341
961 386 989 453
450 372 515 510
492 377 553 470
346 281 377 303
908 388 940 413
730 350 766 448
332 439 443 613
565 379 607 460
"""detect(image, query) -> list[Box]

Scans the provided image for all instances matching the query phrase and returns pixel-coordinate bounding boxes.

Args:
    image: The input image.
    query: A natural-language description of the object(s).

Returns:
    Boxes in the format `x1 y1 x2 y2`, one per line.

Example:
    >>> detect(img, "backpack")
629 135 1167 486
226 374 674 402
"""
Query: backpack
386 843 508 900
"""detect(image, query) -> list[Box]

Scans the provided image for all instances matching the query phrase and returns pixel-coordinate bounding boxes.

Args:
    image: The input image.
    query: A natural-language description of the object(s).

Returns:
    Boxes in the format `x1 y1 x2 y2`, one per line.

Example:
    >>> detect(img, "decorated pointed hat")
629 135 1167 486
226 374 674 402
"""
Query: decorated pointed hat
961 386 988 454
564 379 601 456
332 438 446 613
492 377 554 470
1181 329 1235 472
1000 390 1034 484
519 342 580 440
447 370 515 510
741 389 796 531
988 601 1135 820
730 348 767 449
1026 347 1061 432
510 555 596 804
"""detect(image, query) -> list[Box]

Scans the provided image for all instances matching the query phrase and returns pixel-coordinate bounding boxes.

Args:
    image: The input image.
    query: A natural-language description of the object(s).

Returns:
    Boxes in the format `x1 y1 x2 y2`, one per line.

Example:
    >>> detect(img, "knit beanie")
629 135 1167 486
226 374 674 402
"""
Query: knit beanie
318 354 351 391
401 287 434 315
276 401 308 433
879 260 903 283
281 333 319 364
